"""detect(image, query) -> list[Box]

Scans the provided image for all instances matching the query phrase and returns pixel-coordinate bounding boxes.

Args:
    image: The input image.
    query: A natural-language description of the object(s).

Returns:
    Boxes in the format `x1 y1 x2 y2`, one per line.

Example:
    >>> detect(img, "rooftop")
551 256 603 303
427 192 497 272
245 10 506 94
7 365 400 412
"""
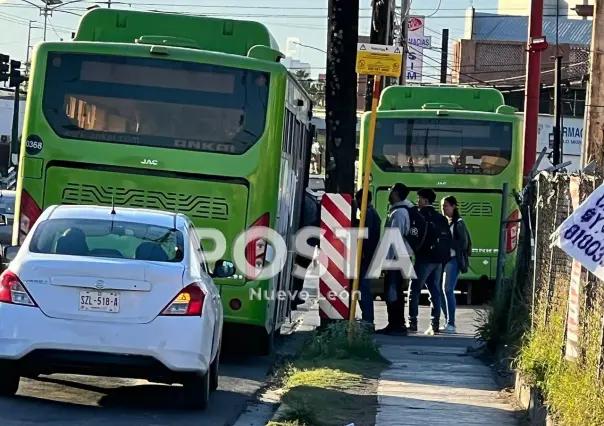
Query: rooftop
471 11 592 46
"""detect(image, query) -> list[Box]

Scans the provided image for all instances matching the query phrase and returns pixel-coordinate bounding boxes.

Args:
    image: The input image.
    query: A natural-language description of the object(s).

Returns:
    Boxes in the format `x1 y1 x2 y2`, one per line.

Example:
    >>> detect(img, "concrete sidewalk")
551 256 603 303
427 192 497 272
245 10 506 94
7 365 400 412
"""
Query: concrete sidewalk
373 302 524 426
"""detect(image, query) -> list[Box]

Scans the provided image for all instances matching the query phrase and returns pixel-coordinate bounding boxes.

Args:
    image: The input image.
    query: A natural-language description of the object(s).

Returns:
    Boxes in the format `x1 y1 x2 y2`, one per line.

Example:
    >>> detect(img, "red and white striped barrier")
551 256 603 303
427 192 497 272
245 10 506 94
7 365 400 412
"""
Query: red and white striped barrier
319 193 352 320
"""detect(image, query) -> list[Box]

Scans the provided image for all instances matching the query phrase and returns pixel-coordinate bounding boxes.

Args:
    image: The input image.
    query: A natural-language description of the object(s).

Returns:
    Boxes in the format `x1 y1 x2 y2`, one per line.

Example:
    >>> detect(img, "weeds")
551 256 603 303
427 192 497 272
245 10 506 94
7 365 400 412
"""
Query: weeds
515 300 604 425
271 321 387 426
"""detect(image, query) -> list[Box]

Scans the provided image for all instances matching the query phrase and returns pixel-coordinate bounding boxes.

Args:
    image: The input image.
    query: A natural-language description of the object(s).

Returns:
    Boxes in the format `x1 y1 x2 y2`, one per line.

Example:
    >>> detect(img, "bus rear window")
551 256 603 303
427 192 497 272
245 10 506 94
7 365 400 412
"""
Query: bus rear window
42 52 270 154
373 118 513 175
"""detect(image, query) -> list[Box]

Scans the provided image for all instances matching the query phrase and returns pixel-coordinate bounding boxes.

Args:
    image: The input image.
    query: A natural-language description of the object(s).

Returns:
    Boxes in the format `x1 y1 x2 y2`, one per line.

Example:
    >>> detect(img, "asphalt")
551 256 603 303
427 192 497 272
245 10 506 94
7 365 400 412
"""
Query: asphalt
0 289 318 426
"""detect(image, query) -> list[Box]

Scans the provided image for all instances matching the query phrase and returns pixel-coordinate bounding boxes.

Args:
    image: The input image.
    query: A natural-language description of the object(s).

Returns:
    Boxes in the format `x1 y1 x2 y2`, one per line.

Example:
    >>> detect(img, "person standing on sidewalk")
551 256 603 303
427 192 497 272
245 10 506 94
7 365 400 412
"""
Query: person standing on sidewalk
353 188 382 327
376 183 419 336
440 195 471 334
408 188 451 335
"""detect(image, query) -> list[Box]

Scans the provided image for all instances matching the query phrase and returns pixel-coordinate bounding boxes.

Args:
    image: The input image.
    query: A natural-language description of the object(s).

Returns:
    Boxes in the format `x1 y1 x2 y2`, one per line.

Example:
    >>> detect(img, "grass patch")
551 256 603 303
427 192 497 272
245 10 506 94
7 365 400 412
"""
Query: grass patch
270 321 388 426
516 309 604 426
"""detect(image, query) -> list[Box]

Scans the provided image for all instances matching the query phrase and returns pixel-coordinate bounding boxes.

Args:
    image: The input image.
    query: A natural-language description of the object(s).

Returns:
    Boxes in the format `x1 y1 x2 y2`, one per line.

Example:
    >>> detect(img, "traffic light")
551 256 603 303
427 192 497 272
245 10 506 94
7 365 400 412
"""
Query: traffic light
0 54 9 83
9 60 24 87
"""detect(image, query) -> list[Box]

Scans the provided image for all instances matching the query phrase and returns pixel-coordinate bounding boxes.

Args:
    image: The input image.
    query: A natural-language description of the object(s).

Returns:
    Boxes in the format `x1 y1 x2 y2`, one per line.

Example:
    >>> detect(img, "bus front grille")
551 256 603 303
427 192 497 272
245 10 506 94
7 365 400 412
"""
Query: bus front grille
460 201 492 217
60 183 229 221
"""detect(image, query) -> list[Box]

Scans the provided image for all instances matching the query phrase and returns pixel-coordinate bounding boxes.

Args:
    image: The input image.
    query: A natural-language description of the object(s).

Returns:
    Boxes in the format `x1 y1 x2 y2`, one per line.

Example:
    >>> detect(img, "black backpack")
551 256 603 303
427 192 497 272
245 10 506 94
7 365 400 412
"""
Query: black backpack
420 208 453 263
390 205 429 254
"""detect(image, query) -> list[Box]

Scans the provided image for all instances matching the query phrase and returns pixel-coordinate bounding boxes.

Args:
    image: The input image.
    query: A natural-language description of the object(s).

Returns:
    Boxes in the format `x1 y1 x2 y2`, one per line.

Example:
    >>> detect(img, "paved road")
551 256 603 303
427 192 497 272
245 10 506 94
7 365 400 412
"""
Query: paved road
0 284 319 426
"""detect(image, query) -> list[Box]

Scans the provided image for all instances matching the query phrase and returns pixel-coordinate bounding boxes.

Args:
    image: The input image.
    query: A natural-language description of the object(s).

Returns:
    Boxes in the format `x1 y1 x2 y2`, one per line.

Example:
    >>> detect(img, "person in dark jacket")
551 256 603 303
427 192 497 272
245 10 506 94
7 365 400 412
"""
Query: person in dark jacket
353 189 382 325
440 195 470 334
291 189 320 310
408 188 443 335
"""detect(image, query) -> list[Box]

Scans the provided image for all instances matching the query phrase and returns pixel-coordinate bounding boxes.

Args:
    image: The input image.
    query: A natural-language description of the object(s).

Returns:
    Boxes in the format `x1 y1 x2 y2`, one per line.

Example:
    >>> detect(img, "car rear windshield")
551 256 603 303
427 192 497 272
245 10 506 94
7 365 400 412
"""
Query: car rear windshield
42 52 270 155
29 218 185 262
373 118 513 175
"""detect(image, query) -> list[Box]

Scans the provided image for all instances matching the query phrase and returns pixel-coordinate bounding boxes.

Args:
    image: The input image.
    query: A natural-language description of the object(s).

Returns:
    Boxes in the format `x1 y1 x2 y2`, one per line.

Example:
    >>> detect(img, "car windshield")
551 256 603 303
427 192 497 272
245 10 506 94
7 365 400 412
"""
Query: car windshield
29 218 184 262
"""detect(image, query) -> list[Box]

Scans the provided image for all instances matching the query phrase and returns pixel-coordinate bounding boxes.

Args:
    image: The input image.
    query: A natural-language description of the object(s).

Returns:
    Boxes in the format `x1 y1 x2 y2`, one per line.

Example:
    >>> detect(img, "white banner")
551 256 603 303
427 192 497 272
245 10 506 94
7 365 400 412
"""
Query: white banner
553 182 604 282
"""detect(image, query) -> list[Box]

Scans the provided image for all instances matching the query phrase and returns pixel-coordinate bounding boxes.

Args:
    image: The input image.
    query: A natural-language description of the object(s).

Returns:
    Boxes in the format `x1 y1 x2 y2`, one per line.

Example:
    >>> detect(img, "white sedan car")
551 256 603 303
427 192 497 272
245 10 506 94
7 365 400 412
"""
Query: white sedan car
0 205 228 409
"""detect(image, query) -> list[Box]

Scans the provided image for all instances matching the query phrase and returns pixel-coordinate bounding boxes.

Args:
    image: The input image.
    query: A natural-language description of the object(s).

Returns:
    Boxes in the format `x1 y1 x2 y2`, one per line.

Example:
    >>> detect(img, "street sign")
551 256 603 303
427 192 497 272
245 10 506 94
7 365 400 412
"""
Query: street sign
355 43 403 77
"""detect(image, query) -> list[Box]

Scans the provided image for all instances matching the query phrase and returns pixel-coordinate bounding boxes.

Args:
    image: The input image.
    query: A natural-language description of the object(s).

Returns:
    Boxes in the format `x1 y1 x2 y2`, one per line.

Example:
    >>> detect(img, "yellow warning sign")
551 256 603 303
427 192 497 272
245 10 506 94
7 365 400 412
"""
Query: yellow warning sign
356 43 403 77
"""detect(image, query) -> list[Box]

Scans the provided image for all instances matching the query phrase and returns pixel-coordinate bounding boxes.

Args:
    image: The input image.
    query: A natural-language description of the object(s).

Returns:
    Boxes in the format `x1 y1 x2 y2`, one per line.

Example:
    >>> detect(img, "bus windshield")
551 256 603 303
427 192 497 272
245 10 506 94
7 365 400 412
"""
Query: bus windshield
42 52 270 155
372 118 513 175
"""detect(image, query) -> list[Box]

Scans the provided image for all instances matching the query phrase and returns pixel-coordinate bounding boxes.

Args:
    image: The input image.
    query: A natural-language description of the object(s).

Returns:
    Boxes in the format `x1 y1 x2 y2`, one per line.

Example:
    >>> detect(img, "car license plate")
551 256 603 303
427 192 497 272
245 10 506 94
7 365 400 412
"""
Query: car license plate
79 290 120 313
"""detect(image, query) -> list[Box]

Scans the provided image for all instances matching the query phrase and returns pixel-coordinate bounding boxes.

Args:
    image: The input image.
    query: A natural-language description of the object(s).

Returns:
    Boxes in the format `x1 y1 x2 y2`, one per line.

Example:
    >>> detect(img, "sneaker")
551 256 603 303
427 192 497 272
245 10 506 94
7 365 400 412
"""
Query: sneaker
442 324 456 334
424 326 440 336
408 323 418 333
376 324 408 336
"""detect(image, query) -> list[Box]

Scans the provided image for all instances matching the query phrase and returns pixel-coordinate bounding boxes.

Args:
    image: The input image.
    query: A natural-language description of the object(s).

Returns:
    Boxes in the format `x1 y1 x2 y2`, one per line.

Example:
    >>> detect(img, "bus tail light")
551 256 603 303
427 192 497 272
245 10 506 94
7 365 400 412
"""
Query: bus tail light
245 213 270 281
19 189 42 243
505 210 520 254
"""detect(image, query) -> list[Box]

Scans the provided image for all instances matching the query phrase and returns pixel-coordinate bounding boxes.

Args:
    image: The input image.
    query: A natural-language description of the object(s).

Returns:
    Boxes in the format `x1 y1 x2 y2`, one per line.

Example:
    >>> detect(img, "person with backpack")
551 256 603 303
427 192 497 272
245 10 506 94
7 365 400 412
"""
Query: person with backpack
440 195 471 334
376 183 424 336
407 188 452 335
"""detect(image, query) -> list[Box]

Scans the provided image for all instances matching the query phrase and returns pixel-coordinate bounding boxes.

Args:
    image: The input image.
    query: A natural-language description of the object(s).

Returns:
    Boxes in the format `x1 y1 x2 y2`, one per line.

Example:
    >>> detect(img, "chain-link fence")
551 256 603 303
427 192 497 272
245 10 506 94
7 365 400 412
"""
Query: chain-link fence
496 171 604 424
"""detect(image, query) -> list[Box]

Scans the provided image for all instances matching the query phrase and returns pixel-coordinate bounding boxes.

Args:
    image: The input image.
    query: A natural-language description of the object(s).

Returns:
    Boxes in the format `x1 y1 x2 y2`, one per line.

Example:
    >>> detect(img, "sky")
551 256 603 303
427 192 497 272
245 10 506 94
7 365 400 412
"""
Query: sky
0 0 501 82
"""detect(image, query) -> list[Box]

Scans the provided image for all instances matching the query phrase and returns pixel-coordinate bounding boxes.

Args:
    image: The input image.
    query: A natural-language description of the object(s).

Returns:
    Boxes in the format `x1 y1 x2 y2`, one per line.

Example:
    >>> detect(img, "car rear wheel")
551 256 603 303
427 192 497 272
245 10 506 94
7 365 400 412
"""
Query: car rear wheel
182 371 210 410
210 345 220 391
0 362 20 396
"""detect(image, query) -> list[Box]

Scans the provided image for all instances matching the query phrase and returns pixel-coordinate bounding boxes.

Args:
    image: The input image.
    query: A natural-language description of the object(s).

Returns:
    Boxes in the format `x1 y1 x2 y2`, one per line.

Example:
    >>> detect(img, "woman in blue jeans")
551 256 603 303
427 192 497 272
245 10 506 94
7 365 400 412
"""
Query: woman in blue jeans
440 196 470 334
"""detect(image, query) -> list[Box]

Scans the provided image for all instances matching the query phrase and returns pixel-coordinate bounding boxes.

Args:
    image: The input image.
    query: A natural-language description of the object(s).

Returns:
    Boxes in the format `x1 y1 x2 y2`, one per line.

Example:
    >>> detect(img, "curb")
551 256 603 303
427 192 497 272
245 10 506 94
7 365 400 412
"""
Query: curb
514 372 556 426
269 402 292 422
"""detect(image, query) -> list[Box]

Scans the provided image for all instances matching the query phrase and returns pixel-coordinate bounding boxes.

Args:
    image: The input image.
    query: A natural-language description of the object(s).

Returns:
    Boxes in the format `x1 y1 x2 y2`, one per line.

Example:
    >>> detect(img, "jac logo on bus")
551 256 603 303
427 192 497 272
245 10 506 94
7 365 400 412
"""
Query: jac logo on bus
141 159 158 166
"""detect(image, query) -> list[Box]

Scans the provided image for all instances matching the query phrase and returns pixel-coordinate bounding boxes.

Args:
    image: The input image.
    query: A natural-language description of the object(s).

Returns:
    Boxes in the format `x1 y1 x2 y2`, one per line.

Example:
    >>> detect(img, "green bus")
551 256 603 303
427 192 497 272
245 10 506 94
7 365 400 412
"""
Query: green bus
11 9 314 353
358 85 522 303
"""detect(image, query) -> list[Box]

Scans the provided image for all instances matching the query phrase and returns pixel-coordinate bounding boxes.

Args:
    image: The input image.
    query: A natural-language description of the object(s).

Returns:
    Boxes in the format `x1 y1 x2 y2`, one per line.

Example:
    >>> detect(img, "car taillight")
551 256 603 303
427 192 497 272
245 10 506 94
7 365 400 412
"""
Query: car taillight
245 213 270 281
0 270 38 307
160 283 205 316
505 210 520 254
19 189 42 244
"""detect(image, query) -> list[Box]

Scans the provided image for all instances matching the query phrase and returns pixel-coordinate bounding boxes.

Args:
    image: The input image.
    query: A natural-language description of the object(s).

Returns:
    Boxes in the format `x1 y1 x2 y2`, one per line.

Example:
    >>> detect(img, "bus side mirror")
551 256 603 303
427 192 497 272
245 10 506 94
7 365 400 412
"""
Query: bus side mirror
212 259 235 278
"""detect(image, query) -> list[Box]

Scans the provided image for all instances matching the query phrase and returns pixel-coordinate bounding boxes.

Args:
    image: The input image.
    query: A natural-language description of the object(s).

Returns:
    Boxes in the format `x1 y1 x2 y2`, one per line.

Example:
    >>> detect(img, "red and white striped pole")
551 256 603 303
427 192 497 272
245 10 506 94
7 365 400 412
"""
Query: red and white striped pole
319 193 352 321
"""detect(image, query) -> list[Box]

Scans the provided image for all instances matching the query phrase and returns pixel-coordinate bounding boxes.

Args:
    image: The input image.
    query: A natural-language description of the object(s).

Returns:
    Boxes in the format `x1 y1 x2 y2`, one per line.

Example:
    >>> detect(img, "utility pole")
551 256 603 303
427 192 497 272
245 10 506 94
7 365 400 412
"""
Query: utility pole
399 0 409 85
440 28 449 83
522 0 546 176
364 0 392 111
552 55 563 165
324 0 359 195
26 21 33 63
583 0 604 170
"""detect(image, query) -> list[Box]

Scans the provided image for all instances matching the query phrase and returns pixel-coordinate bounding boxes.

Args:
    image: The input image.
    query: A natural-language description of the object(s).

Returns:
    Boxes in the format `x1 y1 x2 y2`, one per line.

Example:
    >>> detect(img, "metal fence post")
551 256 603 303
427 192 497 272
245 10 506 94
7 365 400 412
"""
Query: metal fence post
495 182 509 303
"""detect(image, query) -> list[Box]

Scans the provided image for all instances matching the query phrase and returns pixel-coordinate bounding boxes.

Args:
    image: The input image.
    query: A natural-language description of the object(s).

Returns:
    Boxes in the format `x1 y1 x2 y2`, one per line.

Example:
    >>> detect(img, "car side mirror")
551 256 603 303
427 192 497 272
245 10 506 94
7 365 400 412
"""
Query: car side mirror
0 214 6 226
2 245 20 263
213 259 235 278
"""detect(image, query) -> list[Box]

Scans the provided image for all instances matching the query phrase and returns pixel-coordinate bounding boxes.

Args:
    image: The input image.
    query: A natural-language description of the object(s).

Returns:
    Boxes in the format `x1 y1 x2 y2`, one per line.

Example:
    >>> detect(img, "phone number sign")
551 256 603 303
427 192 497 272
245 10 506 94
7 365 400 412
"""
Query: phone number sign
554 182 604 280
